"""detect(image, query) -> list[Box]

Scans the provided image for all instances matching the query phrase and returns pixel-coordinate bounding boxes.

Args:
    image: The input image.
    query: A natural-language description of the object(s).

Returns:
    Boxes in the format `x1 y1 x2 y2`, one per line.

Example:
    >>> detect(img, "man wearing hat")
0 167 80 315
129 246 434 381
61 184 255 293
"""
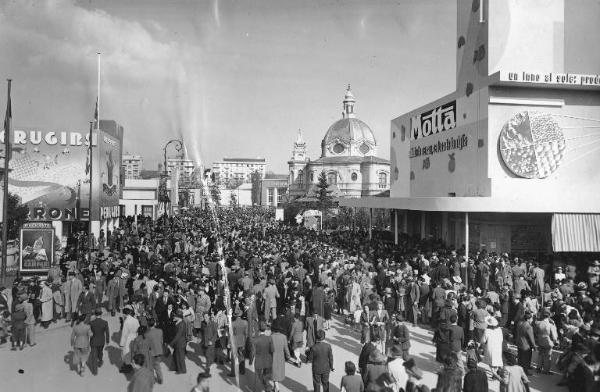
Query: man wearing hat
308 330 333 392
170 309 187 374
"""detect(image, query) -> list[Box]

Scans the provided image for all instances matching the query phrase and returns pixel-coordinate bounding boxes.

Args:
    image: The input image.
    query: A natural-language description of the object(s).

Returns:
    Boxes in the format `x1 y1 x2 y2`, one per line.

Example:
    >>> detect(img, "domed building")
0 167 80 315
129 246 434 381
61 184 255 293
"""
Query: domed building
288 86 390 199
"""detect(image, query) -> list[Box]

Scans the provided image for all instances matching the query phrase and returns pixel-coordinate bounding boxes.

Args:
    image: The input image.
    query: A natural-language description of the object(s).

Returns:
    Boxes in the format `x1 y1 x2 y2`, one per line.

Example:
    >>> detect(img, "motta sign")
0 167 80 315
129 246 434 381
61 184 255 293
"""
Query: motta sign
411 101 456 141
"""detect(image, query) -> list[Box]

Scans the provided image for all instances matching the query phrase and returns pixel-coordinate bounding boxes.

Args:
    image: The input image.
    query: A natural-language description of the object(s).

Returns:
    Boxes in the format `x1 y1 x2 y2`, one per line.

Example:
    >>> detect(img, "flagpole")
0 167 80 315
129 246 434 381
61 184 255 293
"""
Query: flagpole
88 52 100 265
88 121 93 267
96 52 100 130
1 79 11 283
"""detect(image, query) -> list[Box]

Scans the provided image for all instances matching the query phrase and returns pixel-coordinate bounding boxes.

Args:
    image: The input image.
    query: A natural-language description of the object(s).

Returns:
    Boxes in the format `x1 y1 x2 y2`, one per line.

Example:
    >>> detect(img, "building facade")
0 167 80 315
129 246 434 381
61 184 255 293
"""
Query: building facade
212 157 266 188
166 156 195 178
288 87 390 199
120 178 160 219
343 0 600 256
122 153 143 179
260 174 289 207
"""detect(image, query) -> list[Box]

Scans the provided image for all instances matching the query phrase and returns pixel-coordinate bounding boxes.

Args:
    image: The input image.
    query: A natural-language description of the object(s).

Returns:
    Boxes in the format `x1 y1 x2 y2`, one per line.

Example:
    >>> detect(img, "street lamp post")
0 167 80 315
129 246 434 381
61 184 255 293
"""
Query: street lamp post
162 139 183 216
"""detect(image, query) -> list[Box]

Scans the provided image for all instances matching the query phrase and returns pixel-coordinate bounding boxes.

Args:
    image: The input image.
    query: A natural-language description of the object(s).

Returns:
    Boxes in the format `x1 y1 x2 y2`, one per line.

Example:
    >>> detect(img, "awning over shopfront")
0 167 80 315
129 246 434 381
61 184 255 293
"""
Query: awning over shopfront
552 213 600 252
341 196 600 214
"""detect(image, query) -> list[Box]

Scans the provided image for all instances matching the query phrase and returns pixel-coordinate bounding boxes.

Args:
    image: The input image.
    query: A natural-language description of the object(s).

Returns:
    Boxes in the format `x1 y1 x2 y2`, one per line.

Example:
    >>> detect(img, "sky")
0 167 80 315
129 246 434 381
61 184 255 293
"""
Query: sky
0 0 457 173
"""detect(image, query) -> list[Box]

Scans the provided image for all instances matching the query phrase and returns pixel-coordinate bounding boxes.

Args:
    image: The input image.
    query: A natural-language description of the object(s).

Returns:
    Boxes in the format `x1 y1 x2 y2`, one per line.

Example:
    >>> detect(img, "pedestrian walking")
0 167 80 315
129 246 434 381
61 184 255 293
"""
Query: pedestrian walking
271 324 291 392
250 321 274 392
89 308 110 375
71 313 92 376
170 310 188 374
145 318 164 384
308 330 333 392
130 353 155 392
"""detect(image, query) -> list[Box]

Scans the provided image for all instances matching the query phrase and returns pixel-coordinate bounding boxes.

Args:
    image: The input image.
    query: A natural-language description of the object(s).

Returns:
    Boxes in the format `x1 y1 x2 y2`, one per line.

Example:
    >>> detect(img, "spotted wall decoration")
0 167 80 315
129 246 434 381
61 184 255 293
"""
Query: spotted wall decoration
448 153 456 173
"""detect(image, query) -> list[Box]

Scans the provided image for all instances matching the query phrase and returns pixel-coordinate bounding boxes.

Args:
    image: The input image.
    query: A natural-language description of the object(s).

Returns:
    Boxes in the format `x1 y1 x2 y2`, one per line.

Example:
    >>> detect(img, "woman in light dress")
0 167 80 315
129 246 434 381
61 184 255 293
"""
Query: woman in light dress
499 353 530 392
481 316 504 379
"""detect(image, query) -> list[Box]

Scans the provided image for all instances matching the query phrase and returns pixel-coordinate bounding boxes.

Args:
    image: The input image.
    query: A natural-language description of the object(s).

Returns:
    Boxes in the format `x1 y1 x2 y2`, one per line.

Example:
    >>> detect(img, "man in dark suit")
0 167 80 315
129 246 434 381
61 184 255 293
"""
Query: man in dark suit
146 317 164 383
169 310 187 374
250 321 274 392
408 277 421 326
89 308 110 374
358 330 379 380
308 330 333 392
77 284 97 324
515 312 537 375
448 314 465 354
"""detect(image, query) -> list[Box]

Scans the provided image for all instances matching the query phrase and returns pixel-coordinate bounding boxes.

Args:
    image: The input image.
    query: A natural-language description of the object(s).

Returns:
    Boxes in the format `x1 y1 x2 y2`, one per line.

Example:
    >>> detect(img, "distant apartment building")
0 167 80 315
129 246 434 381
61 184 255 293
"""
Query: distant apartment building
122 153 143 179
166 156 195 178
212 157 266 187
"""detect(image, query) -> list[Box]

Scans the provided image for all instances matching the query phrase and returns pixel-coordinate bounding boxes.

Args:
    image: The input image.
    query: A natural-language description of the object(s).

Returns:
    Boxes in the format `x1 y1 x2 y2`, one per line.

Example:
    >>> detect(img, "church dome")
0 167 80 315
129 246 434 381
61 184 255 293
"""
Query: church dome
323 117 376 146
321 85 377 158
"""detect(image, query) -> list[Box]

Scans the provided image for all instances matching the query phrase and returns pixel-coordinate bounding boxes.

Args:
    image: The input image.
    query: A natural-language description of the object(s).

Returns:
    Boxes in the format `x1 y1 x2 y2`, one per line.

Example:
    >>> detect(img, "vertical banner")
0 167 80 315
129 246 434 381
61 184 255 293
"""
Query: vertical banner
94 129 121 220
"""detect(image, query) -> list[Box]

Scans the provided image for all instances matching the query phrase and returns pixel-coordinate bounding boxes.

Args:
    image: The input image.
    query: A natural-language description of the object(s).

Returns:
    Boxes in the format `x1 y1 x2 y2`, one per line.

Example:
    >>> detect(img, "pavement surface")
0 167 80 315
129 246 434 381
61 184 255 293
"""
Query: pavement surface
0 313 567 392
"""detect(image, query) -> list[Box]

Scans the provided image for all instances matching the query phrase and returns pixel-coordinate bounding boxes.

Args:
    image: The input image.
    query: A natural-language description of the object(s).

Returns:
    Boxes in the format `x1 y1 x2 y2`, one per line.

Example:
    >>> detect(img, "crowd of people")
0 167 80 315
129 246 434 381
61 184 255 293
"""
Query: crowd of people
0 206 599 392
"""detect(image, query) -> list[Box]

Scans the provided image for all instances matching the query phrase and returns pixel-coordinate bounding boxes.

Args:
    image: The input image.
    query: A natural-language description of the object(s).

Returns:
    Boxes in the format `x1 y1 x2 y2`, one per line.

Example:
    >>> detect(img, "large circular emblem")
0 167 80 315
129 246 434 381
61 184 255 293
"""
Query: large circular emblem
499 111 566 179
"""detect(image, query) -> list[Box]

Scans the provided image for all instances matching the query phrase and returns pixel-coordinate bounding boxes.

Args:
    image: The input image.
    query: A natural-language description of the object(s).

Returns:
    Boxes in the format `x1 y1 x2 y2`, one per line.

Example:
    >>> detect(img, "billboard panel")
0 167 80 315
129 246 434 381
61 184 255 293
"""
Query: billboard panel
1 129 95 221
20 222 54 272
1 126 123 221
95 129 121 220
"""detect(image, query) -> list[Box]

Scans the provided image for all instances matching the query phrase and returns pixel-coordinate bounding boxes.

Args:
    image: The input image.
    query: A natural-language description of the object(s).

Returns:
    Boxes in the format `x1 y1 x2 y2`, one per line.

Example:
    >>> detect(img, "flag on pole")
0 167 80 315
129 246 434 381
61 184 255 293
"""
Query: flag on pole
3 81 11 162
85 121 92 175
93 97 99 128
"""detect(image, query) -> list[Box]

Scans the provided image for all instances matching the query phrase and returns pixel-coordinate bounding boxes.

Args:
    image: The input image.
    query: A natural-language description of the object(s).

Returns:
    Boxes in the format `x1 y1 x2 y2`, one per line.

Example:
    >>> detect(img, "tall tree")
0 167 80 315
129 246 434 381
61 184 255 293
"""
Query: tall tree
209 183 221 206
5 193 29 239
250 170 262 206
315 171 334 214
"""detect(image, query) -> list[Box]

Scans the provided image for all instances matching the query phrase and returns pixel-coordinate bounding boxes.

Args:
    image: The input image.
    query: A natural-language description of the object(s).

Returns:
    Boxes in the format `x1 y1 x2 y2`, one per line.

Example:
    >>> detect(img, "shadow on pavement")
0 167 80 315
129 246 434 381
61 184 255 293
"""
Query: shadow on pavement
63 350 76 372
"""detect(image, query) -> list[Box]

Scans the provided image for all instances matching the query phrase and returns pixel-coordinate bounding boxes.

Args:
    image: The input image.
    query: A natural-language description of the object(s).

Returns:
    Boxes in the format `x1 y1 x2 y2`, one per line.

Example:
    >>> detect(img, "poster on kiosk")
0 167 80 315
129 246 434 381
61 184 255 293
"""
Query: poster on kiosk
20 222 55 274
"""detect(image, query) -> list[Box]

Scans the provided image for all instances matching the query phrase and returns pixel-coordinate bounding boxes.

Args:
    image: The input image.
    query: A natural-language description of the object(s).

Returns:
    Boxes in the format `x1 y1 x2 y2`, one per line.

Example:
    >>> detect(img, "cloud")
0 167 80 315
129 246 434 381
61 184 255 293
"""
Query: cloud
0 0 203 168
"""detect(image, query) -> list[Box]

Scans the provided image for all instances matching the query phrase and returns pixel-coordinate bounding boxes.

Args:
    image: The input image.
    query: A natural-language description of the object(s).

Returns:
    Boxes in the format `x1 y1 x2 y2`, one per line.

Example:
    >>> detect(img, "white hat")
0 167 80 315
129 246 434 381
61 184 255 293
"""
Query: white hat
486 316 499 327
452 276 462 284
